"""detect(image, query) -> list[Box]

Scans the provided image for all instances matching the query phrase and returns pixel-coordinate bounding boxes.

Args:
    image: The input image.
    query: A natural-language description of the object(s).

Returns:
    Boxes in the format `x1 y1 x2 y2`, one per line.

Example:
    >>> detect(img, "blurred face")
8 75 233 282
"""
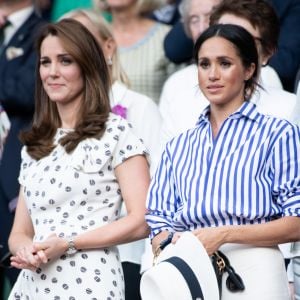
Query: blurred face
188 0 221 42
216 14 265 65
73 14 103 46
197 36 254 110
72 14 116 65
40 35 84 107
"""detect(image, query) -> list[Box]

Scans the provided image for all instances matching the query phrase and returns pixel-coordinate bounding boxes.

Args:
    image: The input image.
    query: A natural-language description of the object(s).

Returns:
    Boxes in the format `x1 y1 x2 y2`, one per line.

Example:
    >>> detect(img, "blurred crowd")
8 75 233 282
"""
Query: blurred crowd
0 0 300 299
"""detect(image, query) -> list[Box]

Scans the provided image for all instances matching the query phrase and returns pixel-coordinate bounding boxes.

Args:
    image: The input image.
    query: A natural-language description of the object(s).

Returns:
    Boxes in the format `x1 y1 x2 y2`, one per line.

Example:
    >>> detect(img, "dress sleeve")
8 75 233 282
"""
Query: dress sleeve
145 145 179 239
18 146 35 186
271 124 300 217
112 117 149 168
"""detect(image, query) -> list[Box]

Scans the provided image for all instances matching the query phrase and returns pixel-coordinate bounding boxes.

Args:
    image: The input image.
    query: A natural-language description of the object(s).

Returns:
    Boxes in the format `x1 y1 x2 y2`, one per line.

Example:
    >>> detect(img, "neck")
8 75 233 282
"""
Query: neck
56 101 81 129
209 101 244 138
111 4 140 28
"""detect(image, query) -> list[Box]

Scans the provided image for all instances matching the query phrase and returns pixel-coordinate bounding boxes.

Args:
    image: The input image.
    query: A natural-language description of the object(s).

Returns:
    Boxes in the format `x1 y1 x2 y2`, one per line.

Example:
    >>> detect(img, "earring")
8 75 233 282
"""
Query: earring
107 56 113 66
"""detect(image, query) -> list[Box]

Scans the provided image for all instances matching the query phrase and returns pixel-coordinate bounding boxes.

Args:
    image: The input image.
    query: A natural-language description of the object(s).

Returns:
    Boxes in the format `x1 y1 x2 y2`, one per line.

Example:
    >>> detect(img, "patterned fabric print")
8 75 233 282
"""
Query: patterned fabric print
9 114 148 300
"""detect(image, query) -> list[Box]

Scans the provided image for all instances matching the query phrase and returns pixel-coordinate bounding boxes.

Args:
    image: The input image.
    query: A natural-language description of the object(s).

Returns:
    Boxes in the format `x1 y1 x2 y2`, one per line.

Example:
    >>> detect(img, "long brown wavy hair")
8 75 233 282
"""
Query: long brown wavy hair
20 19 111 160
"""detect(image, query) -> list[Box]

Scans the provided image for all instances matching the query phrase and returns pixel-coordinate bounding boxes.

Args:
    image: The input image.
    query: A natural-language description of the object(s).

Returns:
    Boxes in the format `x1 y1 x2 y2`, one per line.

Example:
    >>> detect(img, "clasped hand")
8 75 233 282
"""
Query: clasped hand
172 227 227 256
10 233 68 271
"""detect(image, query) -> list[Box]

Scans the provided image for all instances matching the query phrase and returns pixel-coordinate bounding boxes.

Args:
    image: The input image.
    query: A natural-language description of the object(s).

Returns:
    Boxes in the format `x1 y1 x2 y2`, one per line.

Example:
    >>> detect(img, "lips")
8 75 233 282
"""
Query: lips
207 85 223 93
48 83 64 89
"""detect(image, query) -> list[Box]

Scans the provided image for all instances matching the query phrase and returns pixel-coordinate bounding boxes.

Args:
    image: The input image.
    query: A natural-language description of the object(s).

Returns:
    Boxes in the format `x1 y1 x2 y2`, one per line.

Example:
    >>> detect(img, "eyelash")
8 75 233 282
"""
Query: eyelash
40 57 73 66
198 61 232 69
198 61 210 69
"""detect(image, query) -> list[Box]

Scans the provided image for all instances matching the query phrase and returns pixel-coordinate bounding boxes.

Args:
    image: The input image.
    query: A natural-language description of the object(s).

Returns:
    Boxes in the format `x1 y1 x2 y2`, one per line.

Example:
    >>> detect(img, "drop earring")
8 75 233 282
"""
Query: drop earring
107 56 113 66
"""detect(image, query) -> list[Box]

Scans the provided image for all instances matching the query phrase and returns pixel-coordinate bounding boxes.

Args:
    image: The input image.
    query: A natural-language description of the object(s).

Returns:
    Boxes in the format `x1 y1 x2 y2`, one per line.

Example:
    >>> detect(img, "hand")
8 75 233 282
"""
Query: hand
192 227 228 255
33 233 68 261
10 245 46 271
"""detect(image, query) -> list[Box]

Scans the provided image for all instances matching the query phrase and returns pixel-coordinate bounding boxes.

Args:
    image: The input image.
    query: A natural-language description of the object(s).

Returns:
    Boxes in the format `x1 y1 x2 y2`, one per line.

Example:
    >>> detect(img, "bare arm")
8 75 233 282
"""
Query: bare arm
8 189 47 269
191 216 300 256
8 188 34 255
74 154 150 249
34 155 150 259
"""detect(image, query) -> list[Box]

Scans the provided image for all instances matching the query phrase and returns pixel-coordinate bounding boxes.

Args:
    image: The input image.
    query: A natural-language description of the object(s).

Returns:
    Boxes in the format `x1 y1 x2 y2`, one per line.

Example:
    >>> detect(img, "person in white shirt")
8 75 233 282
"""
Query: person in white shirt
62 9 161 300
159 0 298 149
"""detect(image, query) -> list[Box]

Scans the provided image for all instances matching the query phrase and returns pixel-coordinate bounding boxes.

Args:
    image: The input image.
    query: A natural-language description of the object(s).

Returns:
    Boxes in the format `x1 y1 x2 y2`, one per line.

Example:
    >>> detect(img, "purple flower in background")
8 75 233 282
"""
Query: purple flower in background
112 104 127 119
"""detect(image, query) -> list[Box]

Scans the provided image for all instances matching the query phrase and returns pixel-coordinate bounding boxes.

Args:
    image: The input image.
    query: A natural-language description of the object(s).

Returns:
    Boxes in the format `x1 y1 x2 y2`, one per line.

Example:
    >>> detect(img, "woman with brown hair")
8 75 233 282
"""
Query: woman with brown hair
8 19 150 299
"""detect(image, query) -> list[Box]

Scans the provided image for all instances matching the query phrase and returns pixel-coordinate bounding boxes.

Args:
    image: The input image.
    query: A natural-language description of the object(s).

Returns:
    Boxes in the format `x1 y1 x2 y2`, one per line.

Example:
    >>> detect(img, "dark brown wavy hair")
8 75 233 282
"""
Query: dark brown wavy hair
209 0 279 60
20 19 111 160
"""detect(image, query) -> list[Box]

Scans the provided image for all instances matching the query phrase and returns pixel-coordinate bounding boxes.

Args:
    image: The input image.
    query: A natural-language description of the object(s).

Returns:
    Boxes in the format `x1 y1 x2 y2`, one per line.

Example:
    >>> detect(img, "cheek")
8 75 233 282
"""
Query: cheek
39 66 47 81
197 69 206 89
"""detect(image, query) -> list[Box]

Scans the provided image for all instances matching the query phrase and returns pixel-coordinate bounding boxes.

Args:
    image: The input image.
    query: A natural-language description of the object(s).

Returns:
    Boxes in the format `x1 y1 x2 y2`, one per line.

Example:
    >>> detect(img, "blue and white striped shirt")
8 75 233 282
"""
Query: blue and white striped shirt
146 102 300 238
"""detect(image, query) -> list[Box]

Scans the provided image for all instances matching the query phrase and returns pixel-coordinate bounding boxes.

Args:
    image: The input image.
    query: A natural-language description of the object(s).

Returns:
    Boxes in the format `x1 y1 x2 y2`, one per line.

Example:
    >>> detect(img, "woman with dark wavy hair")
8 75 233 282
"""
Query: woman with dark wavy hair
7 19 150 299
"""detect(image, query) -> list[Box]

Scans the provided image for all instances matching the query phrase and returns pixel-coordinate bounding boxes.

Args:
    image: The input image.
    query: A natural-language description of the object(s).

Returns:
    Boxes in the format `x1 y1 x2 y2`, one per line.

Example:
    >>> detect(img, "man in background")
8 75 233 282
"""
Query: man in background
0 0 44 296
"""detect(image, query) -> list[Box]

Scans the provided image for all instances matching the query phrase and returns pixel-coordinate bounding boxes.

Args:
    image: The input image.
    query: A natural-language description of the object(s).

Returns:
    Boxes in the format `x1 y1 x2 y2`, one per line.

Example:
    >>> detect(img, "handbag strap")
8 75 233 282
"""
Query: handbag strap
164 256 204 300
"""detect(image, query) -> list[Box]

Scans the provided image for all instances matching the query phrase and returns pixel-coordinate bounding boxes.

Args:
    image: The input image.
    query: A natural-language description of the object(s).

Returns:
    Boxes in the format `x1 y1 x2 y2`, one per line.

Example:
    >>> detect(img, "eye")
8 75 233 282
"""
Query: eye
40 58 50 66
61 57 72 65
198 60 210 69
220 61 231 68
188 16 200 26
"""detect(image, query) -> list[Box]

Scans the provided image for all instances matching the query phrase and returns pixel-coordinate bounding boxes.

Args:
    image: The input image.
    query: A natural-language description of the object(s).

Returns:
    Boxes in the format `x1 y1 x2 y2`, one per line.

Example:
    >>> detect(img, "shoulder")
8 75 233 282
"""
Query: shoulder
164 126 199 153
163 64 197 87
259 113 299 137
148 22 172 41
112 81 159 114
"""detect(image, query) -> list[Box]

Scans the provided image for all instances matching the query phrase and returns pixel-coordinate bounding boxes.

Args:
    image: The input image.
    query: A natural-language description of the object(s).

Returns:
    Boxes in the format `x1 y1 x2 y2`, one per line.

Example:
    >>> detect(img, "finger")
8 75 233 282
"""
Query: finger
171 232 182 244
11 260 36 271
36 250 48 264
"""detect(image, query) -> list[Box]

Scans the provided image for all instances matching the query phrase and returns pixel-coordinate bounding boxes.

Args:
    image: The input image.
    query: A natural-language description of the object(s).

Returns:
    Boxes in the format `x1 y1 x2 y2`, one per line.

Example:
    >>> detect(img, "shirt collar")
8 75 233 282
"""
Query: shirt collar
196 101 261 126
110 80 128 107
7 6 34 33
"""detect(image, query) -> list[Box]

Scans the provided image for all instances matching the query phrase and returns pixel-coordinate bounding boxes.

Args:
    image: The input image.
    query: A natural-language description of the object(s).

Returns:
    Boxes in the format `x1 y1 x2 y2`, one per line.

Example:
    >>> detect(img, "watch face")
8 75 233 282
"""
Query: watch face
67 238 77 256
67 247 77 255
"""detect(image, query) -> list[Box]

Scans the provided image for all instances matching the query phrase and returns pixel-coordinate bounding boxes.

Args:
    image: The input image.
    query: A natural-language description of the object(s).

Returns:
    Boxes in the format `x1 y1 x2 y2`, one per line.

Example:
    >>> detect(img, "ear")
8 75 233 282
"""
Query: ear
102 37 117 59
244 63 256 81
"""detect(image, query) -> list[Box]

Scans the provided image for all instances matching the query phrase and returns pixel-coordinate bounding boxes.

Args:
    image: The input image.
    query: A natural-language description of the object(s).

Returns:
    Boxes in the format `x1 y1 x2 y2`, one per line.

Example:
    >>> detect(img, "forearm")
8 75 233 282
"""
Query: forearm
8 232 34 256
74 213 149 250
223 216 300 246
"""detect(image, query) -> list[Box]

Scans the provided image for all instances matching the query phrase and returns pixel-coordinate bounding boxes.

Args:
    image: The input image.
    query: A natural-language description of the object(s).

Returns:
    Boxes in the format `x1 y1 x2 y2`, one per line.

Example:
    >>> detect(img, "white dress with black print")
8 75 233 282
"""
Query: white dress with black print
9 114 148 300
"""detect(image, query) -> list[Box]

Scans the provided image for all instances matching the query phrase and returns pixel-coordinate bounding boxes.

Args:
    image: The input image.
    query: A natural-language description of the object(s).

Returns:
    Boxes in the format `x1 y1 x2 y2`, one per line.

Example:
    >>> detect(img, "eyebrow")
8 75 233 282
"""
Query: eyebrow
198 55 234 60
40 53 70 59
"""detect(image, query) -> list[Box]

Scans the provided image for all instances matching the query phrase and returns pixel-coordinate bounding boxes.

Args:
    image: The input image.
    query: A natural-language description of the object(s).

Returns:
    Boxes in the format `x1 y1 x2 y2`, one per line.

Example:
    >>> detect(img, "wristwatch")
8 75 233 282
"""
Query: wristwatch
66 236 77 256
153 232 174 265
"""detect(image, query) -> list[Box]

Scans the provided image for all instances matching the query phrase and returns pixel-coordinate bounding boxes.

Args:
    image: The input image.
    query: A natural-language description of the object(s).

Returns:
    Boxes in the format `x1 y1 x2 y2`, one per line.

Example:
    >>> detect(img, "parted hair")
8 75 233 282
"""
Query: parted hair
20 19 111 160
194 24 259 100
209 0 279 59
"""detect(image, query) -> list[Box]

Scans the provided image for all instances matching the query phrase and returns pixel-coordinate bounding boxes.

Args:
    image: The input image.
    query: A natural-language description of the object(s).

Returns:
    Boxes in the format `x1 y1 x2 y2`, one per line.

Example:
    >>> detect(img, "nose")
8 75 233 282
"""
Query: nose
208 64 219 81
198 17 209 36
49 62 59 77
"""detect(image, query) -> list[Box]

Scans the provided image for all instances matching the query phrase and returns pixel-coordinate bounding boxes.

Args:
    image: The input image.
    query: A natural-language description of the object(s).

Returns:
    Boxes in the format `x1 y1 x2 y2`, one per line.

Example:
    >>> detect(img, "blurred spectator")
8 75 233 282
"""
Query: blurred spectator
34 0 53 20
151 0 181 25
164 0 300 92
158 0 221 148
268 0 300 92
97 0 178 103
0 104 10 161
0 0 44 295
